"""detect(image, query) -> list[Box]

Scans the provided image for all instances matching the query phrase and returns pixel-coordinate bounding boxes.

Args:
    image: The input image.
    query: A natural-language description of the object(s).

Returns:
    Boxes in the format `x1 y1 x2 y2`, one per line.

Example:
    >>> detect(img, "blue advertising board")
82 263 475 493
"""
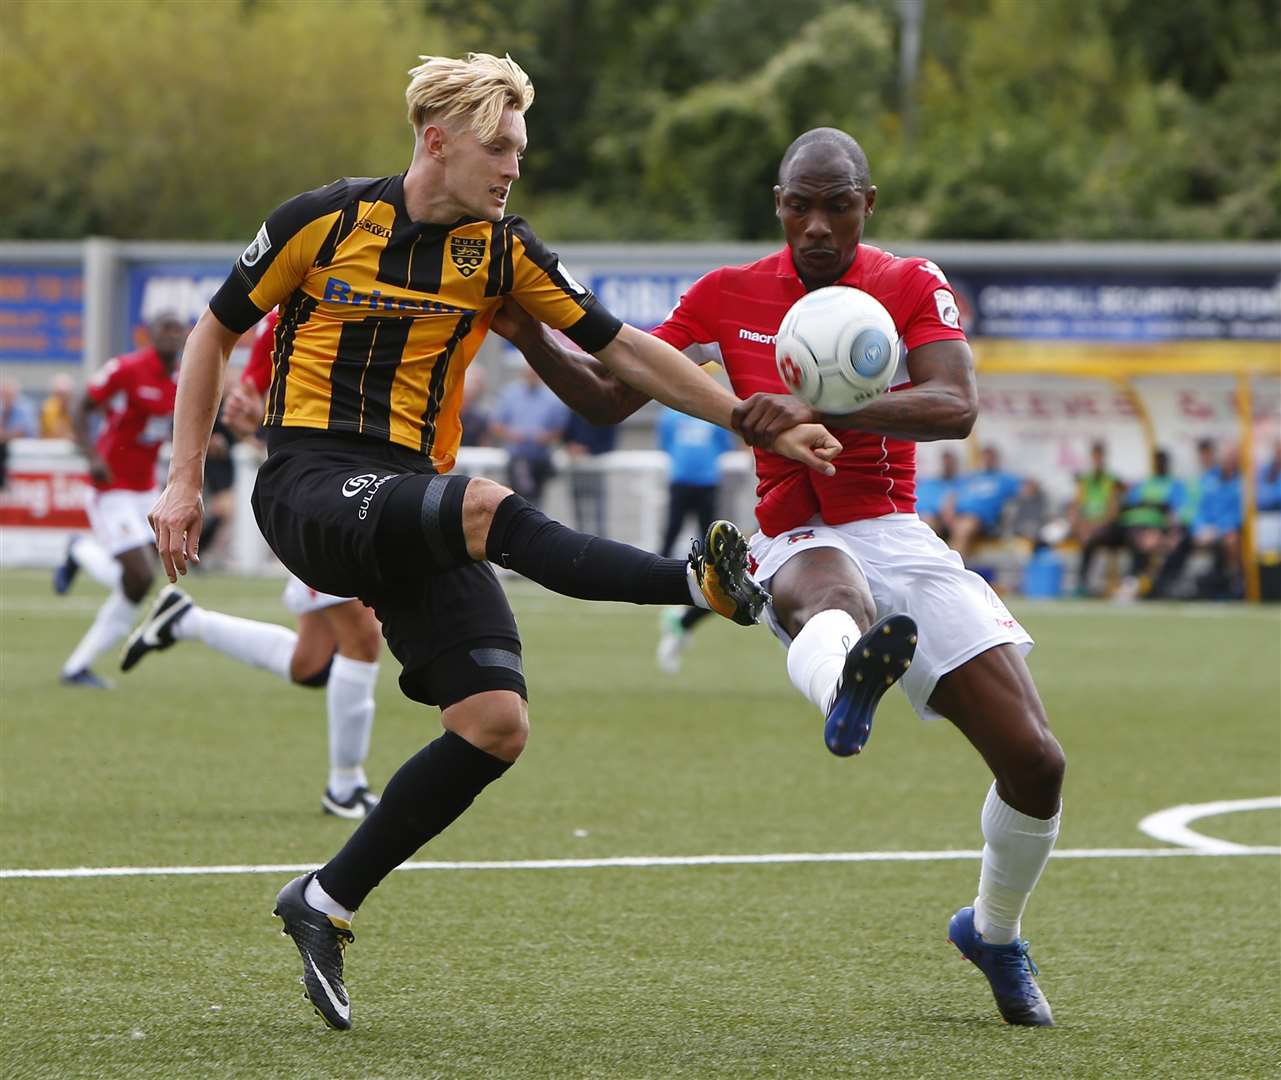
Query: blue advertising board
949 271 1281 342
0 264 83 362
588 272 701 331
588 267 1280 342
119 260 231 352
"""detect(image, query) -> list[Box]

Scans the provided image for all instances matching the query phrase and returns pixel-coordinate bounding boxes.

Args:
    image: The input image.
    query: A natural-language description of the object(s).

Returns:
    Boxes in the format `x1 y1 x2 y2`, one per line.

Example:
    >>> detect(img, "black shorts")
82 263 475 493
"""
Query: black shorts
253 430 523 708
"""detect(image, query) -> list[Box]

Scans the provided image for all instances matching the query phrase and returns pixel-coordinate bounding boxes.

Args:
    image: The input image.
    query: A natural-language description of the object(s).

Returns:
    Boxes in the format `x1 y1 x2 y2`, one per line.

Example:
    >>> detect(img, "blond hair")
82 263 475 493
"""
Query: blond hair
406 53 535 143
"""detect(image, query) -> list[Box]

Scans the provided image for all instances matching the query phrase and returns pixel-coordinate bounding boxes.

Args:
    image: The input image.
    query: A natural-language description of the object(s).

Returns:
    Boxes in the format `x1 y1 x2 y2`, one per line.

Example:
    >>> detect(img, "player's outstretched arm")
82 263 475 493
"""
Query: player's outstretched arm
149 308 242 581
596 324 839 475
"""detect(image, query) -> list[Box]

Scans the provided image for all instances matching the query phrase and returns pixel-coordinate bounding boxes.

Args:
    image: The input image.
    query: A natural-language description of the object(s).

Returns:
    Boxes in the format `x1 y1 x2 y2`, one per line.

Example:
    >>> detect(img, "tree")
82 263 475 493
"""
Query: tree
0 0 454 239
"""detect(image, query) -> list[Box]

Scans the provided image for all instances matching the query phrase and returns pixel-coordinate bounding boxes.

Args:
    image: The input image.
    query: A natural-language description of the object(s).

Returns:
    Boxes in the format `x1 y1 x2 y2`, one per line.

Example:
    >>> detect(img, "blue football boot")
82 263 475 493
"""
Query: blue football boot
948 905 1054 1026
52 538 80 595
823 614 917 756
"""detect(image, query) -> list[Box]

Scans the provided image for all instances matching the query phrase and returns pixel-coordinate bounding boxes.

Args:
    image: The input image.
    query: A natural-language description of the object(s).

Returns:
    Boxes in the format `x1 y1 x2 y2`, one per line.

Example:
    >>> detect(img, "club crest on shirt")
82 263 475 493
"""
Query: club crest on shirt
450 236 486 278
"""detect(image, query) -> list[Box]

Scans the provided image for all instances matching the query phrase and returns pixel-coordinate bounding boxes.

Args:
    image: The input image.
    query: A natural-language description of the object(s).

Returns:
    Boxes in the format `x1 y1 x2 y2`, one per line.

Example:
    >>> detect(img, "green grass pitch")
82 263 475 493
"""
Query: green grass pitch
2 569 1278 1079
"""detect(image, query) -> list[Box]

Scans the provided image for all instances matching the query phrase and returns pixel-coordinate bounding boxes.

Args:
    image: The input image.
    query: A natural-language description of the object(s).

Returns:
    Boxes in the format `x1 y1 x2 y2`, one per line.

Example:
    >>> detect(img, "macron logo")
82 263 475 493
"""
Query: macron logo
738 328 776 345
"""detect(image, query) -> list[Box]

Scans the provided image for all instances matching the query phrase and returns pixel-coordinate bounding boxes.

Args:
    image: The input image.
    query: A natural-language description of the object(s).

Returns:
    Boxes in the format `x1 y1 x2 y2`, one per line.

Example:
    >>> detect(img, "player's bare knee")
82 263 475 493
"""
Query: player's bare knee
344 624 383 663
790 583 876 636
290 650 334 687
462 478 514 561
1005 730 1066 812
444 690 528 762
121 568 152 604
333 611 383 663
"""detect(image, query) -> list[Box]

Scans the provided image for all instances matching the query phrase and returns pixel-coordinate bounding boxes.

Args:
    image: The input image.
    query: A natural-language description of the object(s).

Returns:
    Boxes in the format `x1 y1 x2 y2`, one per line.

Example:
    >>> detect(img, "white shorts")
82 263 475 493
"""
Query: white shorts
87 488 158 557
750 513 1033 722
281 573 353 616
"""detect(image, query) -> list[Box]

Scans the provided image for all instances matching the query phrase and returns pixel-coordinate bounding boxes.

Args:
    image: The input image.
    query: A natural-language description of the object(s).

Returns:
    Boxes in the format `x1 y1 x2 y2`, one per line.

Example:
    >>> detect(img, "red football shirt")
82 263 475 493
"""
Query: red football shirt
652 244 966 535
242 308 279 395
86 347 179 492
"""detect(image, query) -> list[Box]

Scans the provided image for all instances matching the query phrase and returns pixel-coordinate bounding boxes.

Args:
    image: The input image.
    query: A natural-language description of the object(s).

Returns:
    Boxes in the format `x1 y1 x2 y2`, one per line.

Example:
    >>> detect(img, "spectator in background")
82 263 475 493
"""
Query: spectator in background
489 364 569 505
1181 437 1219 532
1257 439 1281 515
1150 442 1243 599
1098 448 1186 599
458 363 491 447
564 411 617 536
0 378 38 488
1069 439 1123 555
947 445 1022 563
1007 477 1048 548
654 406 736 673
1257 441 1281 589
916 449 960 540
198 367 241 563
40 374 76 439
1260 438 1281 540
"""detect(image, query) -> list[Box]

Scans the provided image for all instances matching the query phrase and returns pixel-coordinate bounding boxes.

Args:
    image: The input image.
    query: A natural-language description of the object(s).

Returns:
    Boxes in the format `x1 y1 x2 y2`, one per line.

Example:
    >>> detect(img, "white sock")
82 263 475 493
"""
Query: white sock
786 609 862 714
686 564 710 609
62 587 139 675
974 782 1061 945
326 655 379 799
70 536 122 589
305 875 355 921
173 606 297 682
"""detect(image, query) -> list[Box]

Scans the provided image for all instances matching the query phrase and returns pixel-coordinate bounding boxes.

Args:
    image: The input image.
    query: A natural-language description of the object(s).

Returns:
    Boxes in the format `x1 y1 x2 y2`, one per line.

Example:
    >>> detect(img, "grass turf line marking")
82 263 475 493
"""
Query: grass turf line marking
3 845 1279 880
1138 797 1281 853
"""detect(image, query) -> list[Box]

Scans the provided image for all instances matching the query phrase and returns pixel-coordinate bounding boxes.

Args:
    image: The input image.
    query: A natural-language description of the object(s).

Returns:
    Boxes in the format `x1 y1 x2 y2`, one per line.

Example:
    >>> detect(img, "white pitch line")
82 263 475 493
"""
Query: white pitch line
2 845 1279 881
1138 796 1281 853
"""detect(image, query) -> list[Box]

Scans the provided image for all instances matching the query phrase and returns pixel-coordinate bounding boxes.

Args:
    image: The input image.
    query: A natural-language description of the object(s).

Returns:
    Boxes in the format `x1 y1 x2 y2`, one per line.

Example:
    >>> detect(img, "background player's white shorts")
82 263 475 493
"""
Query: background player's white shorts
750 513 1033 722
87 488 158 556
281 573 352 616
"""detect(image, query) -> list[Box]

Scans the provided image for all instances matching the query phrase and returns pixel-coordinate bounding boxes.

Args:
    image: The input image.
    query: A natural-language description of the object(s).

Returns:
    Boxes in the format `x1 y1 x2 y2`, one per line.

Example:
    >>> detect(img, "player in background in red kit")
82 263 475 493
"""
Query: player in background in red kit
493 128 1065 1027
54 313 188 688
121 310 385 818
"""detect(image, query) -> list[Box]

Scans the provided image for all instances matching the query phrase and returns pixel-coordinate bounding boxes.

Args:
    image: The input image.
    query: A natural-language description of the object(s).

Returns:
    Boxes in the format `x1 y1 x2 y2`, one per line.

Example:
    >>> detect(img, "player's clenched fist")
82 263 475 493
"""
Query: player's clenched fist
149 481 204 581
770 423 842 476
732 392 820 448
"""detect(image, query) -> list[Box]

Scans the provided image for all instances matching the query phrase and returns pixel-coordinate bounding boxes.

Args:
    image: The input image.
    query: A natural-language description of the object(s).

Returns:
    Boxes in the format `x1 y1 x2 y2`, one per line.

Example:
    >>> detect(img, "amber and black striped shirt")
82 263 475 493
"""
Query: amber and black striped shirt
209 174 621 472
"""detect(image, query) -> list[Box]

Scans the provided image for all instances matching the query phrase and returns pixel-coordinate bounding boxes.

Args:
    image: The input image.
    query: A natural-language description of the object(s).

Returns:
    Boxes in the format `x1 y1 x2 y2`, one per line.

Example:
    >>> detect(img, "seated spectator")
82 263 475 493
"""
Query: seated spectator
489 365 569 505
1092 448 1186 598
40 374 76 439
1256 440 1281 554
458 363 491 447
1008 477 1048 547
916 449 960 540
947 445 1022 563
1150 442 1243 599
564 411 617 536
1070 440 1123 541
0 378 38 489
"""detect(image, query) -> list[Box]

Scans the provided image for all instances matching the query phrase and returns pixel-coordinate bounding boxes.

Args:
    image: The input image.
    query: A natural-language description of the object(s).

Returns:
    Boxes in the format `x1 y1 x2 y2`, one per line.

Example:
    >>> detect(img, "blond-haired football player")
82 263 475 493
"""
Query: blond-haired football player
148 52 840 1030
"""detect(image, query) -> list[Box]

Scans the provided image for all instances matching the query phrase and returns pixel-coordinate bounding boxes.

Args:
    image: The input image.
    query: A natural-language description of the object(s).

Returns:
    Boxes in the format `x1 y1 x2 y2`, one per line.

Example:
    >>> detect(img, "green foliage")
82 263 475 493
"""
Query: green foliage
0 0 1276 241
0 0 451 240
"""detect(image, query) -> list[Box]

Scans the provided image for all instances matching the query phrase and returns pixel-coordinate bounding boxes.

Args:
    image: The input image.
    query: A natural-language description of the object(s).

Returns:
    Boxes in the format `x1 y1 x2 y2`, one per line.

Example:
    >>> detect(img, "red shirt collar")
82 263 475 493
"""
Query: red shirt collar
775 244 864 284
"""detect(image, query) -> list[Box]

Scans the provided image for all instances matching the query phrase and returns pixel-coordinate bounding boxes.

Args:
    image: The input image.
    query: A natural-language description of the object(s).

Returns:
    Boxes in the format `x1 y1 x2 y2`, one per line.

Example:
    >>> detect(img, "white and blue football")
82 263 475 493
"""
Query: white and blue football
775 286 900 414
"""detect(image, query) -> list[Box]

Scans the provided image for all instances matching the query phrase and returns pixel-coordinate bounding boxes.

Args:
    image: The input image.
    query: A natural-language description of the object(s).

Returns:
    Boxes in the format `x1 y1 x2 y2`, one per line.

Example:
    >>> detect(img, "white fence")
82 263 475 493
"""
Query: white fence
0 439 759 571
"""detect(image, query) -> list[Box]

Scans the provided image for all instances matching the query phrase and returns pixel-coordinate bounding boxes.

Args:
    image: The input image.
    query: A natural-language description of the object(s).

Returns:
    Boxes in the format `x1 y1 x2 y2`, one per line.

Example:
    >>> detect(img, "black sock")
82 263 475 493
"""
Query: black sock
318 731 510 910
486 493 693 606
680 606 714 631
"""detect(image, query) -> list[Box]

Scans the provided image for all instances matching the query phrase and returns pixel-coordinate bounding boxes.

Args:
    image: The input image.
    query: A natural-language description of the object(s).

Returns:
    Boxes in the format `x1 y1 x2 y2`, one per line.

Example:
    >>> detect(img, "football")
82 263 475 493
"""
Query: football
774 286 900 414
